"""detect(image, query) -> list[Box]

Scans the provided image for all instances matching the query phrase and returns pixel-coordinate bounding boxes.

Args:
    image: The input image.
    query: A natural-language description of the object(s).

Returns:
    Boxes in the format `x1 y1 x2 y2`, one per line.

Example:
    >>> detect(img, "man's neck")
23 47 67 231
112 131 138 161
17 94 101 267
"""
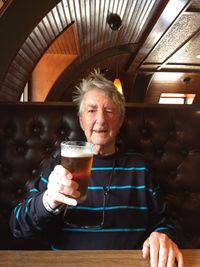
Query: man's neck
94 144 117 156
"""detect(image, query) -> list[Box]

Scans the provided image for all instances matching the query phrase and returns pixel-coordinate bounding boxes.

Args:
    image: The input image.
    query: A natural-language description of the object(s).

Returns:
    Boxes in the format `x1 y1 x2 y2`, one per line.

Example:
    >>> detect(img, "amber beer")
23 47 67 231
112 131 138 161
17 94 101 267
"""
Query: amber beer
60 141 94 202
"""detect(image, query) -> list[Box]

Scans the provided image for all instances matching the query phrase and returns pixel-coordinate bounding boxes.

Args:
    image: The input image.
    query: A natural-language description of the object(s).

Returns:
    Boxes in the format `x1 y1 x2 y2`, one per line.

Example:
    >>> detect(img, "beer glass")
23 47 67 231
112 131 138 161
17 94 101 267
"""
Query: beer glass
60 141 94 203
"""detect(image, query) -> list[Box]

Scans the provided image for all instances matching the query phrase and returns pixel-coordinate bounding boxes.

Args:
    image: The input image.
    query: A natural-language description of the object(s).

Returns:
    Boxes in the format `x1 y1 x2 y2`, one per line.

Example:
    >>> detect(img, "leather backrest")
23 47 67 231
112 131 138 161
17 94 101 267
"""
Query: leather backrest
1 103 200 248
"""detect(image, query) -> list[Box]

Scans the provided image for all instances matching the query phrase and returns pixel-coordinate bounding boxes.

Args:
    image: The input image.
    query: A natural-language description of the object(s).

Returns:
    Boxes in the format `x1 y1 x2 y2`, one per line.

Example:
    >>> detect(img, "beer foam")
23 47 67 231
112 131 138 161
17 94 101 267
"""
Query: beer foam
61 150 93 158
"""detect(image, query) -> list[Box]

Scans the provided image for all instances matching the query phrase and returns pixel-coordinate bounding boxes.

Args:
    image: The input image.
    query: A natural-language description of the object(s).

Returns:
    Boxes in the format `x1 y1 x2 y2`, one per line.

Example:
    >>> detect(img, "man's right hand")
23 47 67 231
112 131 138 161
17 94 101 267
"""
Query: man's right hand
45 165 80 209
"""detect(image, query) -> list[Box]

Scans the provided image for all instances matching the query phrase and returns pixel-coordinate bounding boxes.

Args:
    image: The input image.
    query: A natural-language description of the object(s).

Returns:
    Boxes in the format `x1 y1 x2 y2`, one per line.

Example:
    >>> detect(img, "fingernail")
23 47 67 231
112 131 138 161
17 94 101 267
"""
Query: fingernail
69 199 77 206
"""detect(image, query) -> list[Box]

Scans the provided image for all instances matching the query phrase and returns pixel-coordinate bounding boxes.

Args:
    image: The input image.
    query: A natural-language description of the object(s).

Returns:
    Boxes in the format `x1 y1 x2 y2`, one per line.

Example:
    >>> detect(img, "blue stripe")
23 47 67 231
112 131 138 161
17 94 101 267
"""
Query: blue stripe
153 217 166 229
158 202 167 215
160 224 176 233
91 167 146 171
25 197 33 213
40 176 48 184
35 226 42 231
15 206 22 220
51 244 60 251
14 203 22 215
29 188 39 193
165 224 176 231
154 227 174 232
63 227 146 233
153 219 176 233
68 205 148 211
88 185 145 190
88 185 158 195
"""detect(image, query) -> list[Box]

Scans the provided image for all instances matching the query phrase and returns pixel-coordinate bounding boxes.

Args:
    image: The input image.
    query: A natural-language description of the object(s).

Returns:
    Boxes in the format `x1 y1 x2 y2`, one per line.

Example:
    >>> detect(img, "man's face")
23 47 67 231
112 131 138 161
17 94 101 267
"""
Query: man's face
79 89 124 149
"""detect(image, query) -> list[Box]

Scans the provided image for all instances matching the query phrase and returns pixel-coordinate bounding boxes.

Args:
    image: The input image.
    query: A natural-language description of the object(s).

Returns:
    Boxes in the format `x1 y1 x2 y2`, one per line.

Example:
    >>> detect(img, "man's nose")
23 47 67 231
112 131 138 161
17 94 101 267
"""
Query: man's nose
96 110 106 124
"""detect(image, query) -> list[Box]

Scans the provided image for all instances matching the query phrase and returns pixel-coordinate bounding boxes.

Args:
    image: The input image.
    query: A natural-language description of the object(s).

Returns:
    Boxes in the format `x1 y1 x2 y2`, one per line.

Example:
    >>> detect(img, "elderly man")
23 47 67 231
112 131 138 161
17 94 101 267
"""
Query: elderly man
10 70 183 267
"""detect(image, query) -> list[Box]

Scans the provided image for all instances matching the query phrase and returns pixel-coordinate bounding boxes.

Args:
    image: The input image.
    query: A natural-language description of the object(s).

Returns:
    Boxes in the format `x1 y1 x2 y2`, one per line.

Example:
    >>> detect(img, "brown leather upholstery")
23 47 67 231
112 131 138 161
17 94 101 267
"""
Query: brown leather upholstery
0 102 200 249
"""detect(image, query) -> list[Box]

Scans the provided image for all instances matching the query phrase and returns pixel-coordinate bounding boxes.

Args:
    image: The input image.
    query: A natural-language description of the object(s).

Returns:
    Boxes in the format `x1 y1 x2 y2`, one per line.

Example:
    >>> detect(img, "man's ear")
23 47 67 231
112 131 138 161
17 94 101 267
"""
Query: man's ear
119 116 124 128
79 115 84 130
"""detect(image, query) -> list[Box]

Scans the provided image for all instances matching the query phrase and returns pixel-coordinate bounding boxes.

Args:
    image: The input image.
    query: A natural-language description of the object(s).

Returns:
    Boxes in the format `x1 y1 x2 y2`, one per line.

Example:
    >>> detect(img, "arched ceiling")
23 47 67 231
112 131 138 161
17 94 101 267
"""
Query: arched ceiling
0 0 200 103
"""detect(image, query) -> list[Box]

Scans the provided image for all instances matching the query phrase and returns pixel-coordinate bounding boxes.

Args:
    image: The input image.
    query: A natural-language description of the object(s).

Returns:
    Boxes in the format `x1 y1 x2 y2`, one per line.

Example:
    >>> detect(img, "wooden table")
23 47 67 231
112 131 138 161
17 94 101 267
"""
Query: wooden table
0 250 199 267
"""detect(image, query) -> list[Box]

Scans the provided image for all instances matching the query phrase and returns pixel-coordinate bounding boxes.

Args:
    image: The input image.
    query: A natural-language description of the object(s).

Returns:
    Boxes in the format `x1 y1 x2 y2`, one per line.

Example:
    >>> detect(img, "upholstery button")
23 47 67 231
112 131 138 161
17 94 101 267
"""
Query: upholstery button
45 147 52 153
60 129 66 135
141 128 148 135
33 127 40 133
169 130 176 137
17 188 23 195
6 127 13 135
17 146 25 153
184 189 191 199
3 167 8 174
32 169 37 175
156 149 163 157
182 149 188 156
169 170 176 178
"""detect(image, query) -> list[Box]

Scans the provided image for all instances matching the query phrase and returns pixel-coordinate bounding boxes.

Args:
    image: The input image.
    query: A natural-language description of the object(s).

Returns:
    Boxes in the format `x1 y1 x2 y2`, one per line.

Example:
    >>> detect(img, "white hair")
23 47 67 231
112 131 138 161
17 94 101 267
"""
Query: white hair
73 69 125 117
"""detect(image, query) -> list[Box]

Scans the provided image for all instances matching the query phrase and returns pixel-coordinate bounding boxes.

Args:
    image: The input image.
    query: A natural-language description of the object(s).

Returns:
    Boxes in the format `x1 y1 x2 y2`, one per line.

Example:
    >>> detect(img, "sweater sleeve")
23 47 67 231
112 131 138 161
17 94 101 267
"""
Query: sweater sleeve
146 171 177 243
9 158 58 239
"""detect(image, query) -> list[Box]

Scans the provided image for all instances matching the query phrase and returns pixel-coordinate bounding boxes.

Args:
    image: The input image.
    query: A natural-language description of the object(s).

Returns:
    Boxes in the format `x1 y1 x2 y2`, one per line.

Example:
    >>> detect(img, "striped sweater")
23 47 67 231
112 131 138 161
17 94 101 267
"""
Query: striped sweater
9 150 176 249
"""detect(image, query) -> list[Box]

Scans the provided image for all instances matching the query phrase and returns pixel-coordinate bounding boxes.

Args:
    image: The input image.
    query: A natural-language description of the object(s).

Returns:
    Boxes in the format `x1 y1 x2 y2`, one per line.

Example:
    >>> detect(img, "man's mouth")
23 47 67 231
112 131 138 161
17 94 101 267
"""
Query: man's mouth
93 129 107 133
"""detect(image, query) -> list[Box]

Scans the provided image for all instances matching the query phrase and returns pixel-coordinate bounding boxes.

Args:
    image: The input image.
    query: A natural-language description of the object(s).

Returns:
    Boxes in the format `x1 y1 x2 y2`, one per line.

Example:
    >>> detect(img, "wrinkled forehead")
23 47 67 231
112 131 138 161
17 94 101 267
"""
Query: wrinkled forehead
82 89 118 108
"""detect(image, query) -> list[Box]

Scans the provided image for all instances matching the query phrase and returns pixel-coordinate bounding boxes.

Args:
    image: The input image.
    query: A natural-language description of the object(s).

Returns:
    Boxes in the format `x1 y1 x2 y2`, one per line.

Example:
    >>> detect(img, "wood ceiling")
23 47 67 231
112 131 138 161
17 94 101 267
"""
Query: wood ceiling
0 0 199 103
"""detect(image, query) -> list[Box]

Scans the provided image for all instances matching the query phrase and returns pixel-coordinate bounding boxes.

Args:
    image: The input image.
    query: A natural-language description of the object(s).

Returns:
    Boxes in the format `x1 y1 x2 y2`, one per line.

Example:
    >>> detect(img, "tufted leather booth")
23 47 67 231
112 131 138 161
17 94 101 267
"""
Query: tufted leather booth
1 102 200 249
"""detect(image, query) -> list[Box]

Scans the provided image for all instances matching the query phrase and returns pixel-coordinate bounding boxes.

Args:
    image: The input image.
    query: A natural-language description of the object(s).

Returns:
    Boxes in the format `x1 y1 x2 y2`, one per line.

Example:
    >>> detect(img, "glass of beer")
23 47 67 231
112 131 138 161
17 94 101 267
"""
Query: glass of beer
60 140 94 203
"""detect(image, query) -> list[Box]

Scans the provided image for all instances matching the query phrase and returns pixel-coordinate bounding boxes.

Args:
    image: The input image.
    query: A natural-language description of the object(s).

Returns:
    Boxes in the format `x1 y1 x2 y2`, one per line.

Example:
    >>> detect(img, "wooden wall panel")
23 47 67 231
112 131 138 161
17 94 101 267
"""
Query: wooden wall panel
30 54 77 101
145 73 200 104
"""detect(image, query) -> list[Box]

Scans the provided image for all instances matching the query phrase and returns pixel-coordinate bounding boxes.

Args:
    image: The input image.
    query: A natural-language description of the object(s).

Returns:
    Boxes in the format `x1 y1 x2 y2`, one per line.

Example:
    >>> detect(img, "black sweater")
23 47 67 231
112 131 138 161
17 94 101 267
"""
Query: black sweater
9 151 176 249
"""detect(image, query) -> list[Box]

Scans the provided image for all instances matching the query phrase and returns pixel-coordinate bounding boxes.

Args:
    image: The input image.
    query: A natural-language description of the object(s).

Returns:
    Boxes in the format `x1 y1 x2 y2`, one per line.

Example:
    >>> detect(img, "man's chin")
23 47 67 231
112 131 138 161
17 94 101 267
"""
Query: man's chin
90 138 108 146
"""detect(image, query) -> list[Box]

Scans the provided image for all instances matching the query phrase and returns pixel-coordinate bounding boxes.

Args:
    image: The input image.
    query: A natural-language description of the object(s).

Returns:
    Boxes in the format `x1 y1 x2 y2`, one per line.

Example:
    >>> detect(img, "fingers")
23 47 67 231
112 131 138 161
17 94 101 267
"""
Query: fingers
165 245 184 267
166 249 175 267
142 239 150 259
46 165 81 208
174 246 184 267
149 235 159 267
143 232 184 267
47 191 78 207
48 181 80 198
176 250 184 267
48 169 79 196
53 164 73 179
158 245 169 267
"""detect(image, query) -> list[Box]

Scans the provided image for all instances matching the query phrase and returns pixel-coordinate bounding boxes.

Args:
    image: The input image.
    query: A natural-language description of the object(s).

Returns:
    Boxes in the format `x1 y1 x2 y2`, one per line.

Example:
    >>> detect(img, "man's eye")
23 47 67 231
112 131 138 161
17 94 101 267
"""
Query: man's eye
88 109 95 113
106 109 114 113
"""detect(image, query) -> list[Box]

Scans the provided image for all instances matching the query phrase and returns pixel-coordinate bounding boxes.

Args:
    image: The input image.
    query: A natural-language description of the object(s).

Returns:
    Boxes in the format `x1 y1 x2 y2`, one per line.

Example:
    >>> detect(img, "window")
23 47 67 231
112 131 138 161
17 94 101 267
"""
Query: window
20 83 29 102
159 93 195 104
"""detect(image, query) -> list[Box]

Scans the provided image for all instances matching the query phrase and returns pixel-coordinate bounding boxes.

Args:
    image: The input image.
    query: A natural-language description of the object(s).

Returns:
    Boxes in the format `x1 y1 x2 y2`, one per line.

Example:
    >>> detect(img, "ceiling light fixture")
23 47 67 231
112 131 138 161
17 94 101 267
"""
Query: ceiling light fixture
114 78 123 95
106 13 122 31
107 13 123 95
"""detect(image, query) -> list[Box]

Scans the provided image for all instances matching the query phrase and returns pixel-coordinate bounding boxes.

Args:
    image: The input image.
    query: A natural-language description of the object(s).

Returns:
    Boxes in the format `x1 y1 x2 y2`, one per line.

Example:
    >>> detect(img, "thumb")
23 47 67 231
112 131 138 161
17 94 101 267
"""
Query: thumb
142 238 150 259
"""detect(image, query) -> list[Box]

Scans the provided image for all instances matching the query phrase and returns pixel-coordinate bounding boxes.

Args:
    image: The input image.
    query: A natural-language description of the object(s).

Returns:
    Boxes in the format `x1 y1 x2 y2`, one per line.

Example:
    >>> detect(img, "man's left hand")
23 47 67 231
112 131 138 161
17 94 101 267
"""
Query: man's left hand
142 232 184 267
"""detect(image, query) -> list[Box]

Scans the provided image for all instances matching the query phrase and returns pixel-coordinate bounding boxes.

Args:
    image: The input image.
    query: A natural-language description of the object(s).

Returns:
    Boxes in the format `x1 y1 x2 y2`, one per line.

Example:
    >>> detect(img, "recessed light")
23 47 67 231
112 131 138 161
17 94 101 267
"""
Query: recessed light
196 55 200 59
